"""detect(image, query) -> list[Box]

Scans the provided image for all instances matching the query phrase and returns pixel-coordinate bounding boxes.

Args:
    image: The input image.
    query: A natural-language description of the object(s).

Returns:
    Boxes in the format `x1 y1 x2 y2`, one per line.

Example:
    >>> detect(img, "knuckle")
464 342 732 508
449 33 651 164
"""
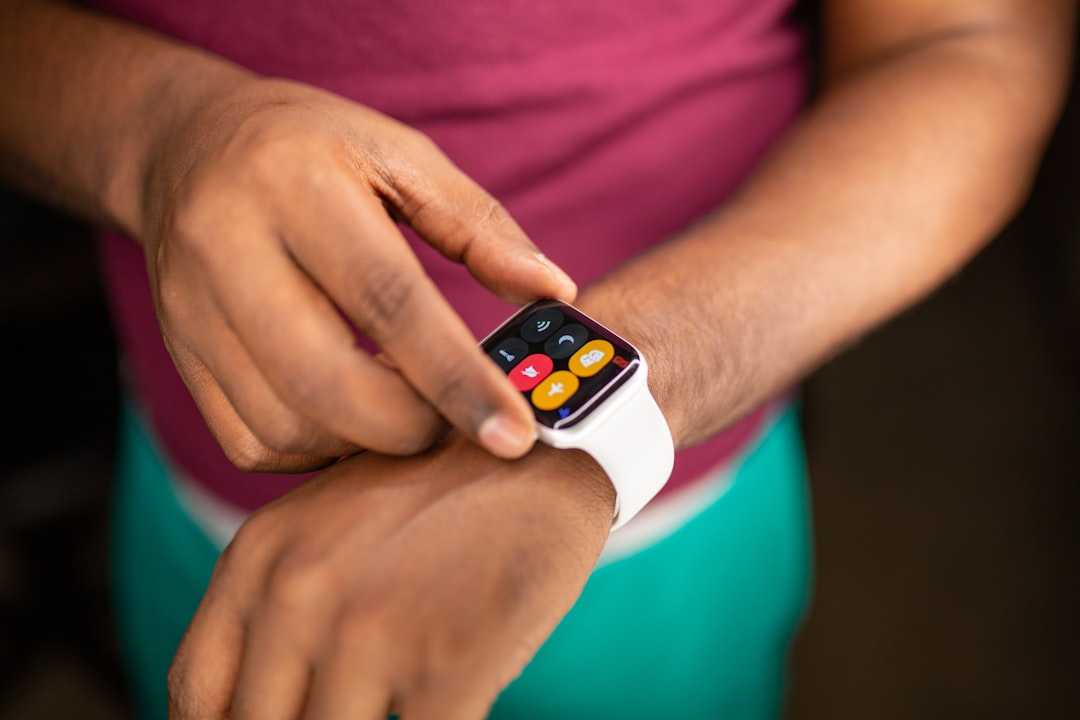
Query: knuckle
223 111 347 197
267 554 335 612
337 569 406 622
219 432 278 473
350 266 418 338
445 195 513 264
398 617 478 693
242 125 295 171
373 129 442 208
226 509 273 559
472 195 512 233
387 419 443 456
337 599 392 650
212 399 340 469
246 407 316 456
236 118 304 164
164 172 235 257
166 198 216 263
393 126 441 161
272 365 325 415
401 647 469 703
357 392 443 456
250 130 336 188
432 366 479 422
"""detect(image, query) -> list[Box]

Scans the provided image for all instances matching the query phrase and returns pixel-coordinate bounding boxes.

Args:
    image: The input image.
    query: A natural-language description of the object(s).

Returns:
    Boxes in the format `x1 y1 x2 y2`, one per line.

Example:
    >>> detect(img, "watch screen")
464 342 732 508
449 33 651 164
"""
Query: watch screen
480 299 641 429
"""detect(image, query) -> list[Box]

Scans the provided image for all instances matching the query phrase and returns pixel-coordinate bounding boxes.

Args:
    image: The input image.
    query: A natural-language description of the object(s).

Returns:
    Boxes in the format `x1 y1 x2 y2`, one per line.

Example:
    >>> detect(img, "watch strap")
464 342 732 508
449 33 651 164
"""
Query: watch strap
566 367 674 531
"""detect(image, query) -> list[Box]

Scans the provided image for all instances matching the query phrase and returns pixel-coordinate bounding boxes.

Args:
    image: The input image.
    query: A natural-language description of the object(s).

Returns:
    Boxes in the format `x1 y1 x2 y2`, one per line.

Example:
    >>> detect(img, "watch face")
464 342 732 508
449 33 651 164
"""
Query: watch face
481 300 641 429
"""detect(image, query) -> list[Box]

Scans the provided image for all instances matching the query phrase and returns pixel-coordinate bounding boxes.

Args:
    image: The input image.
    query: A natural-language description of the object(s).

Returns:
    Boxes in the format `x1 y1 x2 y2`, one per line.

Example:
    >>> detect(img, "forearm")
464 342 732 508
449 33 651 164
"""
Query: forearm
580 17 1075 449
0 0 250 236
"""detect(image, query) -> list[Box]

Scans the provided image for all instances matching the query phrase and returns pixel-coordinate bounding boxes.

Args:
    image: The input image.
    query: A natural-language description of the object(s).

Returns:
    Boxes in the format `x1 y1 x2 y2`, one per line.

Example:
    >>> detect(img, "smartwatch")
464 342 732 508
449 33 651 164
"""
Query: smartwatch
481 299 675 530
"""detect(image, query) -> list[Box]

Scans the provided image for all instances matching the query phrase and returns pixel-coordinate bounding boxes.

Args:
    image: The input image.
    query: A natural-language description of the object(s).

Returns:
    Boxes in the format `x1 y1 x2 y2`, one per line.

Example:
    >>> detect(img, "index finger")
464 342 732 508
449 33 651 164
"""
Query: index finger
286 177 538 459
370 128 578 306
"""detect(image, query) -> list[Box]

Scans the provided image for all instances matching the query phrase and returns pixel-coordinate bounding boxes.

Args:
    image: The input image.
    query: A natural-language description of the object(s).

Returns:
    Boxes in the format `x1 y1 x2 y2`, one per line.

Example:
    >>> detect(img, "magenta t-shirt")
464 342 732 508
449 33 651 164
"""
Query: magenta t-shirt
93 0 807 511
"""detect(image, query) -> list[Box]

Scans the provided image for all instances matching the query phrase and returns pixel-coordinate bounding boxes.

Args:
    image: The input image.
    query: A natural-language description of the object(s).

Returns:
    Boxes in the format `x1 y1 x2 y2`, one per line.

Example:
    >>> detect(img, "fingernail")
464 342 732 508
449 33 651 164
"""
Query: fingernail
536 253 577 295
478 413 536 458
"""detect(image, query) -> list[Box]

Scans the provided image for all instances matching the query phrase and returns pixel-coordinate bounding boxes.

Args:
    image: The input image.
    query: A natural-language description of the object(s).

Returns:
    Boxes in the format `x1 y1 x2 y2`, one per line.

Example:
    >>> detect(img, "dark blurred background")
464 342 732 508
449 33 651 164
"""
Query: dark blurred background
1 13 1078 720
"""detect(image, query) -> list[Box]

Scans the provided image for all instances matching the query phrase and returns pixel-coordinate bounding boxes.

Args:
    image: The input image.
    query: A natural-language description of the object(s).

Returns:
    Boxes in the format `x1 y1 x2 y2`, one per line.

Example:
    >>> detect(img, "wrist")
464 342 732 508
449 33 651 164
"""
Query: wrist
537 444 618 530
115 60 255 240
435 432 616 535
573 291 701 450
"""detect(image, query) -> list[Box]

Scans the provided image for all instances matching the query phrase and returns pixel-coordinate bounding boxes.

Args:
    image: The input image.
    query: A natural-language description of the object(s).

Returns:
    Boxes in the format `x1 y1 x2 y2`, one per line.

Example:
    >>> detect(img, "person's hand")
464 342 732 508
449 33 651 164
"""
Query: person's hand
166 436 615 719
141 75 576 472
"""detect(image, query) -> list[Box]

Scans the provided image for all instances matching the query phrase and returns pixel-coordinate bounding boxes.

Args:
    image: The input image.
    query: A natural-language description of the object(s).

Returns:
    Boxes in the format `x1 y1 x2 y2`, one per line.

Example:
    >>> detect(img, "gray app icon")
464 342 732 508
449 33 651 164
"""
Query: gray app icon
544 323 588 359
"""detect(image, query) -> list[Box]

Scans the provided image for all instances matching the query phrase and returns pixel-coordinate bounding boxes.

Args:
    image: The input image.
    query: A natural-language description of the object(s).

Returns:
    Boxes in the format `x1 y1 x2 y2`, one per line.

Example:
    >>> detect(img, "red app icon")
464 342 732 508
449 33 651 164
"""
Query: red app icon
510 354 554 391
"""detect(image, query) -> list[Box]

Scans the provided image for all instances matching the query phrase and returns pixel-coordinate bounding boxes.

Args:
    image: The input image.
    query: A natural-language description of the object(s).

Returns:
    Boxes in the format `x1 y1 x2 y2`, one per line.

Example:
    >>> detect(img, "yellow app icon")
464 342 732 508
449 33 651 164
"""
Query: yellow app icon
569 339 614 377
531 370 580 411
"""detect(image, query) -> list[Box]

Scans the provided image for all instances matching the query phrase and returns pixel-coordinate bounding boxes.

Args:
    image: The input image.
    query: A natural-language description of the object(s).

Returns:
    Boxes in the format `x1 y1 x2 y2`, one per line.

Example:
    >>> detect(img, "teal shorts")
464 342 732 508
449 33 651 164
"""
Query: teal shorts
111 404 813 719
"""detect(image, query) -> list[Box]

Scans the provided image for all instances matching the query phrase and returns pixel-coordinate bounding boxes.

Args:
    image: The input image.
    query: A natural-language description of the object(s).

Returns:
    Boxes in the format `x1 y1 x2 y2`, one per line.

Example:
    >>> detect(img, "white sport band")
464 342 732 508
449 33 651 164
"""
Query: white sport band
538 353 674 531
481 300 675 531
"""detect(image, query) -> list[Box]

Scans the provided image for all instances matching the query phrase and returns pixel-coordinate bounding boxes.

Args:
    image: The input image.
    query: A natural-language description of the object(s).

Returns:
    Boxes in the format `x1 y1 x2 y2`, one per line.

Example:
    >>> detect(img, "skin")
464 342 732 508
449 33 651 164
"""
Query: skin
1 0 1076 718
0 1 578 469
169 439 616 720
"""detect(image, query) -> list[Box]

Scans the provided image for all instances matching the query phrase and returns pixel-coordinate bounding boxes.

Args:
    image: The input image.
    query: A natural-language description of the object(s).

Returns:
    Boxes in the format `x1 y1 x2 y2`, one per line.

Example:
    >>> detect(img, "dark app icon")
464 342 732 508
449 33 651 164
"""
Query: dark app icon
520 308 564 343
489 337 529 372
543 323 588 359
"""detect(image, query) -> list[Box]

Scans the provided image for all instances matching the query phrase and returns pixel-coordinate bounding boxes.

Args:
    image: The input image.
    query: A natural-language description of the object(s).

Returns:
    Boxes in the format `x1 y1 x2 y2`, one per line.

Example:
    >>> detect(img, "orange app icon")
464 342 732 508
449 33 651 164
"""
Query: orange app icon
531 370 580 411
569 340 614 377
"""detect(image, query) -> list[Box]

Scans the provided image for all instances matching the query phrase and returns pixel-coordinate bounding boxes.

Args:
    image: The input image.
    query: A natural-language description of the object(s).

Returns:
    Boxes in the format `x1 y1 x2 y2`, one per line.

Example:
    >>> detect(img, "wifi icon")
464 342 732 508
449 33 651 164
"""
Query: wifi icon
520 308 563 342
